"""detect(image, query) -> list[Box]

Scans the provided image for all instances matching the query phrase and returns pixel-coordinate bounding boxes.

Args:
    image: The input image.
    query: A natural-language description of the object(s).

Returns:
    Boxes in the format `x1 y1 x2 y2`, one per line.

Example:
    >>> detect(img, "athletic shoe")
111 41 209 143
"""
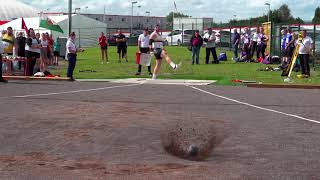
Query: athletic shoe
101 62 104 64
0 78 8 83
151 74 157 80
135 72 141 76
296 74 305 79
174 62 182 70
69 77 76 81
149 72 153 76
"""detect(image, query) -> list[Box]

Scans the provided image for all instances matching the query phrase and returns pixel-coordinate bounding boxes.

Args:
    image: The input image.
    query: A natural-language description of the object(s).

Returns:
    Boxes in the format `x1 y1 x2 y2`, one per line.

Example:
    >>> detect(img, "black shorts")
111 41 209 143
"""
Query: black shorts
18 50 25 57
25 51 40 59
117 46 127 54
101 45 108 50
54 51 60 56
140 47 150 54
153 48 162 59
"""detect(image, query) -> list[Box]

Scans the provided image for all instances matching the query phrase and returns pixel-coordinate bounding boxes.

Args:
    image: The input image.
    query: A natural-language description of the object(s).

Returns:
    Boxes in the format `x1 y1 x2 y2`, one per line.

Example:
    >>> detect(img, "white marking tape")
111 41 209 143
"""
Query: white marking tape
10 84 141 98
188 85 320 124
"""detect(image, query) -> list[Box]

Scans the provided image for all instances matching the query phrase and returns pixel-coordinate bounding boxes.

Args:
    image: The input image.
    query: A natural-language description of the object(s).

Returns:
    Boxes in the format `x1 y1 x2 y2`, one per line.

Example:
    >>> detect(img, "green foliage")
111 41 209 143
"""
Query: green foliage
222 4 304 27
312 7 320 24
52 46 320 86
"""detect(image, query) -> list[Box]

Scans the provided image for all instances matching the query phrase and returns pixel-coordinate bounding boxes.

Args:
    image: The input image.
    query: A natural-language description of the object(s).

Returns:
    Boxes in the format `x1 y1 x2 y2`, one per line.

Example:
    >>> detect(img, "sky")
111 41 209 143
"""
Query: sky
20 0 319 22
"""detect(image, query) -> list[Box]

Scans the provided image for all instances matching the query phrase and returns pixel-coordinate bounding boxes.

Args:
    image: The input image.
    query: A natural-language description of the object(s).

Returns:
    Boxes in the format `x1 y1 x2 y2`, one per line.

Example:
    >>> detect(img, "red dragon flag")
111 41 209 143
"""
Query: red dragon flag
21 17 29 34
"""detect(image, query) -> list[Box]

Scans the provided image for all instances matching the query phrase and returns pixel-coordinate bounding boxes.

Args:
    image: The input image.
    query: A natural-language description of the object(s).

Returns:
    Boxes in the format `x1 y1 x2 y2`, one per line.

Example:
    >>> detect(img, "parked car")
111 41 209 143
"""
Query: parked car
165 29 195 46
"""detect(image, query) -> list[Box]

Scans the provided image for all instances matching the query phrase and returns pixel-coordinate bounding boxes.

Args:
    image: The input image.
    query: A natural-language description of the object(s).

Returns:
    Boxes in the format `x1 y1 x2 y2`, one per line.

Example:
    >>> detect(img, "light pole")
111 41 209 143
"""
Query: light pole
131 1 138 35
146 11 150 29
75 7 81 14
85 6 88 14
265 2 271 22
68 0 72 36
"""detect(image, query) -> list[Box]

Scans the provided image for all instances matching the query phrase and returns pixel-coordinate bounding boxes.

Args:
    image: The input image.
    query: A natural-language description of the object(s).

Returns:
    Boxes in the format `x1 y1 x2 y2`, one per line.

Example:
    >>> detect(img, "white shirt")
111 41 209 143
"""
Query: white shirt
297 36 313 54
66 38 76 54
203 33 216 48
25 38 40 53
138 34 150 48
41 39 48 48
252 32 258 42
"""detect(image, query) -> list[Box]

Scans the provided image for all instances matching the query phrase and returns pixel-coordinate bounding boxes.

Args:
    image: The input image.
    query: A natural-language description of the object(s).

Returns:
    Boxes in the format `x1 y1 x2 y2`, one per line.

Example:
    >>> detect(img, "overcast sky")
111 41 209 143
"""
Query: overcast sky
21 0 319 22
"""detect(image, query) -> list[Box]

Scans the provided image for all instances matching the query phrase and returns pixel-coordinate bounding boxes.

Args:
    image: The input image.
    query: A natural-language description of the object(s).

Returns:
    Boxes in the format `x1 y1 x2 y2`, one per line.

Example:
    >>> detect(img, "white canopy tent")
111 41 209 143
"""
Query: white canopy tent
0 14 108 47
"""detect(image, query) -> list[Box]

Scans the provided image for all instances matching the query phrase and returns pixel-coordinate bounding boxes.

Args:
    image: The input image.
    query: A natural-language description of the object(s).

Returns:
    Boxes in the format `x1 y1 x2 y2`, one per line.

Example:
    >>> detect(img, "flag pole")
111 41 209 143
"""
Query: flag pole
68 0 72 35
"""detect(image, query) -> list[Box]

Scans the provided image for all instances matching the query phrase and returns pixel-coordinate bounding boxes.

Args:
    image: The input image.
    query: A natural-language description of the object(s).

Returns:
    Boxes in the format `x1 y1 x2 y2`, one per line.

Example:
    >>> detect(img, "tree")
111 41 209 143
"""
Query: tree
312 7 320 24
166 12 190 24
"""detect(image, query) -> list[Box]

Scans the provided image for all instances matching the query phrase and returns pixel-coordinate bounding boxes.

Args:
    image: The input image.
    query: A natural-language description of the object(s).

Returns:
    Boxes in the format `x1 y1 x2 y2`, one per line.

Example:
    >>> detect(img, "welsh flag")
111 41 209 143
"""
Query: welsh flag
39 17 63 33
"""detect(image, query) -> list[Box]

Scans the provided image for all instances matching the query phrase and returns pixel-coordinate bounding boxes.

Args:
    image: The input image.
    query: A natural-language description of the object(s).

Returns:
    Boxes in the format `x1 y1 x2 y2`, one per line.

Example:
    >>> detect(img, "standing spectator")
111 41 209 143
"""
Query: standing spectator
40 33 49 72
190 30 203 65
203 28 218 64
297 30 313 78
257 27 269 60
16 32 26 70
136 28 152 76
46 33 54 66
280 29 288 68
116 29 128 63
149 24 180 80
0 37 7 82
25 28 41 76
53 37 61 66
232 29 240 60
241 27 251 62
66 32 84 81
35 33 41 42
2 27 16 56
98 32 109 64
250 27 260 61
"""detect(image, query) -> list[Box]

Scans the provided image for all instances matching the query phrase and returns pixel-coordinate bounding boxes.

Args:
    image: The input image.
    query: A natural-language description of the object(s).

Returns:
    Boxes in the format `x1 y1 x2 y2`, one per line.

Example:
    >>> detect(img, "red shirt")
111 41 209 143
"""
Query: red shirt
47 37 54 52
98 35 107 47
192 36 201 46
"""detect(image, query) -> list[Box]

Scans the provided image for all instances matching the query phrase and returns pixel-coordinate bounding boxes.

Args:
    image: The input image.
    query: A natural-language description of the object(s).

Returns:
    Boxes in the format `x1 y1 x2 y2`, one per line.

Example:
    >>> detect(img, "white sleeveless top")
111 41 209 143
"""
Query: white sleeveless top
151 32 163 49
41 39 48 48
25 38 40 53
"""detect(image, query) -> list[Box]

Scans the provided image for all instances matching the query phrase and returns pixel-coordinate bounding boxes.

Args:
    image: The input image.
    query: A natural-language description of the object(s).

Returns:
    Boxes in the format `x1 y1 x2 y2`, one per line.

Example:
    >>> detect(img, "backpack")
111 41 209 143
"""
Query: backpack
219 52 227 61
262 56 270 64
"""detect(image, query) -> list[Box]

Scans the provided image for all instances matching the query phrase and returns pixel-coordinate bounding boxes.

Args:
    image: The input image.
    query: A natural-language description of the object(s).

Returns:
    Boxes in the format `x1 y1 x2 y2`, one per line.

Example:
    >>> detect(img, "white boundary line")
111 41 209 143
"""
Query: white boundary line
7 84 141 98
188 85 320 124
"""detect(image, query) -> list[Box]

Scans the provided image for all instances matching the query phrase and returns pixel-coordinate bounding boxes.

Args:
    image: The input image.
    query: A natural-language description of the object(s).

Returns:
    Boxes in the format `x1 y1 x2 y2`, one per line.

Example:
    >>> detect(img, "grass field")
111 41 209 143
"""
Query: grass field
53 46 320 85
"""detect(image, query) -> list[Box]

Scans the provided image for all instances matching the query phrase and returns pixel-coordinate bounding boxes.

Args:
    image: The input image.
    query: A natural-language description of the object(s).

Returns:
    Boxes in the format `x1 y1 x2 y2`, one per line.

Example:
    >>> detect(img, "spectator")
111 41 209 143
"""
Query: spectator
2 27 16 56
0 37 7 82
257 27 269 60
98 32 109 64
297 30 313 78
149 24 180 80
136 28 152 76
53 37 61 66
241 27 251 62
116 29 128 63
46 33 54 66
40 33 49 72
203 28 218 64
280 29 288 68
251 27 260 61
25 28 41 76
16 32 26 70
35 33 40 42
232 29 240 60
66 32 84 81
190 30 203 65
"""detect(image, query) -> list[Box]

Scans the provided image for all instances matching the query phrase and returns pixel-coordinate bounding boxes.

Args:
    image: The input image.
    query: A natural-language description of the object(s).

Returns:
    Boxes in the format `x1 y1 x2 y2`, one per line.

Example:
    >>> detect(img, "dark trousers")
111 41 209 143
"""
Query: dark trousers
233 44 239 58
205 47 218 64
243 43 251 61
28 58 36 76
138 65 151 73
0 56 2 78
67 53 77 78
250 41 258 59
299 54 310 76
257 44 267 59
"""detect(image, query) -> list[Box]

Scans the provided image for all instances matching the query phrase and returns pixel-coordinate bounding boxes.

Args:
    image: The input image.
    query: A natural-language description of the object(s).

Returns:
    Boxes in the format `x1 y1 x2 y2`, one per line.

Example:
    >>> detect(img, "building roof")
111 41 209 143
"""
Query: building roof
0 0 39 21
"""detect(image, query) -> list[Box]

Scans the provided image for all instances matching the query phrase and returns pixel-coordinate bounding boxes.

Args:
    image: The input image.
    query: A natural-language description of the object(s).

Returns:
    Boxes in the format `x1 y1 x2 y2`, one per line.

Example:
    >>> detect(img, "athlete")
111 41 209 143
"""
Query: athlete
149 25 180 79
